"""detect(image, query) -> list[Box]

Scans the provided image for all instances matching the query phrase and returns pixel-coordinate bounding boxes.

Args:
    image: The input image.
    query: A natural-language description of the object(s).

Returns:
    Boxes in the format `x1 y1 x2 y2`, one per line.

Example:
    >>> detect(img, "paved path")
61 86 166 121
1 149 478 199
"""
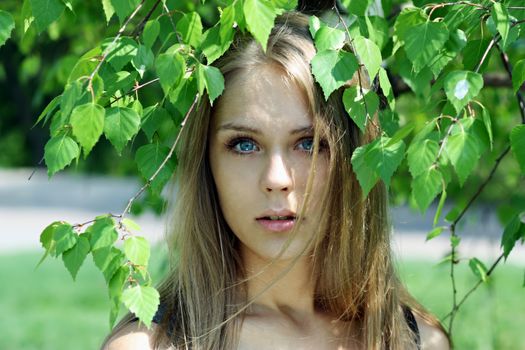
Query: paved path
1 168 523 265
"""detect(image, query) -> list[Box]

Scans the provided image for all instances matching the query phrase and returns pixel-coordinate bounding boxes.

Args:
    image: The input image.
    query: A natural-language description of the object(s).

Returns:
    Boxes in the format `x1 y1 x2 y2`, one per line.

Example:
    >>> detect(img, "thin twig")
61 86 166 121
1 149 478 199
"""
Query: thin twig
333 3 374 132
119 93 200 218
132 0 162 39
442 253 504 322
447 225 459 335
424 1 487 11
107 78 160 106
444 32 525 332
87 0 146 100
499 48 525 124
453 145 511 226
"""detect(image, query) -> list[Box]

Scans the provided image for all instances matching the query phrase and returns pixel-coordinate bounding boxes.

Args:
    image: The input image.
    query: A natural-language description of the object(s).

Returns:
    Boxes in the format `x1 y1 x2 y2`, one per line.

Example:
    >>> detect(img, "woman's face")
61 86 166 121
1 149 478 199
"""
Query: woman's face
209 63 329 262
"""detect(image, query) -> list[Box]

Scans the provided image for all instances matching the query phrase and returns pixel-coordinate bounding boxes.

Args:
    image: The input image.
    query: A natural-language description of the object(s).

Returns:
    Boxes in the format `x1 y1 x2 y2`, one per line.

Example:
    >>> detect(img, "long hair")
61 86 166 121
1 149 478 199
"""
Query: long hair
106 11 446 349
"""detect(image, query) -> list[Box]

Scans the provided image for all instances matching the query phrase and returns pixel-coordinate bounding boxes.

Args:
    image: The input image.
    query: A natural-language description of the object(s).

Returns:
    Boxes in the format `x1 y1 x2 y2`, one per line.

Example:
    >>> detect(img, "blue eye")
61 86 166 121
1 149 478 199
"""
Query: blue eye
228 138 258 154
297 138 314 152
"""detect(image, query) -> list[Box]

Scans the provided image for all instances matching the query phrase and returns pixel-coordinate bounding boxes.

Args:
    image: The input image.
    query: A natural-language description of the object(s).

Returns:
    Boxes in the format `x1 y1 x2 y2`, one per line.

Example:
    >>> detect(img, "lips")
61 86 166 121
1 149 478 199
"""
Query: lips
256 210 297 232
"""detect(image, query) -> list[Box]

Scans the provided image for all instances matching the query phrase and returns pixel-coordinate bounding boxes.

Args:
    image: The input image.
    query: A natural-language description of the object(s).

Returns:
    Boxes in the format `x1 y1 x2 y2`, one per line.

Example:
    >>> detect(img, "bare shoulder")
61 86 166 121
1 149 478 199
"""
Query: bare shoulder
415 314 450 350
103 321 165 350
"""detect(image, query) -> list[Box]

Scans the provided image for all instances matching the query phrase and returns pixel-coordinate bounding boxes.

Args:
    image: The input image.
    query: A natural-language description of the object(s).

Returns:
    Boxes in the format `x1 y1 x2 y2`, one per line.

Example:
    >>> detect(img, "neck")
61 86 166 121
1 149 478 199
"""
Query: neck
240 247 316 316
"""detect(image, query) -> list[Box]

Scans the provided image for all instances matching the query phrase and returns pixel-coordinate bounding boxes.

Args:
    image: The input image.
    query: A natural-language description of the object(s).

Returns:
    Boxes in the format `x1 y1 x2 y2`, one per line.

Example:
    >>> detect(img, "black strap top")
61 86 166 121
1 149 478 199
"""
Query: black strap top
150 304 421 348
403 305 421 349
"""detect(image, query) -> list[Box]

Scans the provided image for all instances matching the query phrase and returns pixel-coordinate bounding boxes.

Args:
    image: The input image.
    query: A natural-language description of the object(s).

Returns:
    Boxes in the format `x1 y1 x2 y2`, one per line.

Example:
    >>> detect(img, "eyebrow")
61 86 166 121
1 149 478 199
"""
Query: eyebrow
217 122 313 135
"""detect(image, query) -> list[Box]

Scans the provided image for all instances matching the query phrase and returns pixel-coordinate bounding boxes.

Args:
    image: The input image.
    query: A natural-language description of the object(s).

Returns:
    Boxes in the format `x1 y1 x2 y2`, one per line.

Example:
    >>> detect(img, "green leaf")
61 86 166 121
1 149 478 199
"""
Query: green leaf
168 76 199 120
219 4 236 44
353 36 382 79
512 59 525 93
481 106 493 151
404 21 449 73
343 0 373 16
142 20 160 49
176 12 202 48
407 139 439 177
386 123 414 147
140 106 171 141
122 285 160 328
0 10 15 47
398 58 433 97
34 95 61 127
350 142 380 198
202 24 234 64
428 29 467 78
124 236 150 266
491 2 510 49
352 137 406 197
433 187 447 227
88 216 119 251
378 109 399 137
313 23 346 52
393 8 426 46
135 143 176 194
197 64 225 104
501 215 524 259
412 167 443 212
308 15 321 38
105 37 138 72
510 125 525 174
462 39 492 72
122 218 141 232
93 246 126 282
30 0 65 32
37 221 62 266
444 71 484 113
469 257 489 283
103 70 136 97
101 0 115 23
132 44 154 78
243 0 279 51
378 67 394 110
40 221 61 252
110 0 139 24
62 235 90 280
70 103 105 157
446 119 481 186
364 137 406 187
53 223 77 256
311 49 359 100
108 266 128 328
44 135 80 177
155 52 185 94
426 227 444 241
342 86 379 132
60 80 83 119
360 16 388 50
450 235 461 248
104 107 141 155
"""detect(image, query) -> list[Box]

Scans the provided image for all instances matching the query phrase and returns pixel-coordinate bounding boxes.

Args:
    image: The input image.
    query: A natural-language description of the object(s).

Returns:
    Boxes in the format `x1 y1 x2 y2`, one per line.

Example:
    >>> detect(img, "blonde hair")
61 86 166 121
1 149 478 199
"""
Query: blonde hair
106 11 447 349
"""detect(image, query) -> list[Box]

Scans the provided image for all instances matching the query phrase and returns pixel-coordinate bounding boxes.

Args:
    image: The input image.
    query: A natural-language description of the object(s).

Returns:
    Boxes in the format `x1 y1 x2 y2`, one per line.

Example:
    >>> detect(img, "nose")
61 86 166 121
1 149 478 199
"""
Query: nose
261 152 294 193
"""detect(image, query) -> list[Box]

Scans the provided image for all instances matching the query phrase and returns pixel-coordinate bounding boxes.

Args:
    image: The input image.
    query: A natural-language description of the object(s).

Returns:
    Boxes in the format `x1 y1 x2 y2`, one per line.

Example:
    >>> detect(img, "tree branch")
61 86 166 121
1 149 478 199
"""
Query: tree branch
132 0 162 39
87 0 146 100
119 93 200 219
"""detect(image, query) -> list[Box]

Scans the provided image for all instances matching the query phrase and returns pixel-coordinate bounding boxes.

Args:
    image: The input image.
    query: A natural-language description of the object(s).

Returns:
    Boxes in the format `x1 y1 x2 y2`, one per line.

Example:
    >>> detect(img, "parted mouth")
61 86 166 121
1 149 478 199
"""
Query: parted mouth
257 215 296 220
256 210 297 220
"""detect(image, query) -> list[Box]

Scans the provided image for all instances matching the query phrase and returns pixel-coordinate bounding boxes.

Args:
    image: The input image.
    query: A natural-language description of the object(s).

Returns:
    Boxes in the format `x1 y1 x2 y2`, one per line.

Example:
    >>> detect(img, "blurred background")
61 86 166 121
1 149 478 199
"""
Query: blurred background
1 0 524 349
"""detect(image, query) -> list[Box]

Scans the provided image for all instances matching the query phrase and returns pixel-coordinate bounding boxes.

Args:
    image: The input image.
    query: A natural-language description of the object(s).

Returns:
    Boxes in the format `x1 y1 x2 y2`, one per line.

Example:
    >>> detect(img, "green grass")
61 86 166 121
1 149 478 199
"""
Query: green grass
1 251 523 349
399 258 525 349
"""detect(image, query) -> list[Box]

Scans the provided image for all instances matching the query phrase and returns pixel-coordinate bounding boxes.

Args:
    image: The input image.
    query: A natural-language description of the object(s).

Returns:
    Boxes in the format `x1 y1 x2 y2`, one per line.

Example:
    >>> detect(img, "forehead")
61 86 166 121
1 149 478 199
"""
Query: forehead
211 63 312 131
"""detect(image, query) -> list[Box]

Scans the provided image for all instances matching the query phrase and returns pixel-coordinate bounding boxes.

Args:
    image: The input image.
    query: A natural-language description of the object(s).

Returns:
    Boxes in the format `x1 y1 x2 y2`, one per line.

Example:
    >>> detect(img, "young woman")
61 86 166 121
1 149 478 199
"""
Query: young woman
104 11 450 350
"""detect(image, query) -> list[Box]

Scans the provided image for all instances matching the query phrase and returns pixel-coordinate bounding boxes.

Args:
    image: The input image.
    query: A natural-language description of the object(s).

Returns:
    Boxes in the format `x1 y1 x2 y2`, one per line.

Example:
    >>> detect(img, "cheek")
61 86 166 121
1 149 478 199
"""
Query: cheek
210 155 255 215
